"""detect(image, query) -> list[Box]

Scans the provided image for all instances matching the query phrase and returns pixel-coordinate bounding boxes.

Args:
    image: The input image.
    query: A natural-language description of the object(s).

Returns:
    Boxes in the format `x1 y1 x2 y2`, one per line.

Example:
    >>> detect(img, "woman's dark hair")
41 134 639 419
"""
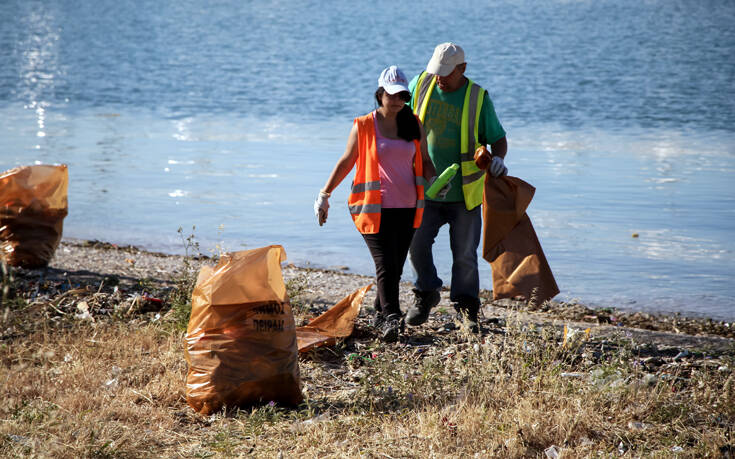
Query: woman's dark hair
374 87 421 142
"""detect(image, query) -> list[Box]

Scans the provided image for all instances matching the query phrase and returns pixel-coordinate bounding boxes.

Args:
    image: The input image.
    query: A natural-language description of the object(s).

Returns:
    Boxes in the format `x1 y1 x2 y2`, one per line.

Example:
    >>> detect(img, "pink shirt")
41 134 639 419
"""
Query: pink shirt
373 112 417 208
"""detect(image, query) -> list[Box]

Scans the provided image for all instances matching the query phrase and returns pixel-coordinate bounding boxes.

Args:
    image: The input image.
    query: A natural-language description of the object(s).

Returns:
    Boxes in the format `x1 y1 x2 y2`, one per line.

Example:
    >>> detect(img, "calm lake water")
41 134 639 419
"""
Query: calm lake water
1 0 734 319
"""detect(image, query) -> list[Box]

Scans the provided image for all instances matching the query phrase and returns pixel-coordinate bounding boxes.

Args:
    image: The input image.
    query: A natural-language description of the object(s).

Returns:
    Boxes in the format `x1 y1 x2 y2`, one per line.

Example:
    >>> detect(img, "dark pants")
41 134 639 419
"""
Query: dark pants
362 208 416 317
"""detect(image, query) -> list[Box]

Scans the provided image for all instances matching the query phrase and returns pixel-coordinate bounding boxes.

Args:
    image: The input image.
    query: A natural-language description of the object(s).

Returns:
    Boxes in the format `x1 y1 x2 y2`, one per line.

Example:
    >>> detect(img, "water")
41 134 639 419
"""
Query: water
2 0 734 320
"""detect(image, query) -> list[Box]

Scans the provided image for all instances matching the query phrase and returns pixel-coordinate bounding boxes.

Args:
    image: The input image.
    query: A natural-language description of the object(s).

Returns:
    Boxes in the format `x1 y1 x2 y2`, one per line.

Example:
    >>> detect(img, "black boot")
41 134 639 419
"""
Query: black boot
379 312 404 343
453 296 480 334
405 288 440 326
371 297 385 328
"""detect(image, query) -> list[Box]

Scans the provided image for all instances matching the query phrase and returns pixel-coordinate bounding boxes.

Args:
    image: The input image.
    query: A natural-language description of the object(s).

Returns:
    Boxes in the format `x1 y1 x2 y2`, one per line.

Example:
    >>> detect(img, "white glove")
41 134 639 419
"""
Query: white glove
427 176 452 200
314 190 330 226
490 156 508 178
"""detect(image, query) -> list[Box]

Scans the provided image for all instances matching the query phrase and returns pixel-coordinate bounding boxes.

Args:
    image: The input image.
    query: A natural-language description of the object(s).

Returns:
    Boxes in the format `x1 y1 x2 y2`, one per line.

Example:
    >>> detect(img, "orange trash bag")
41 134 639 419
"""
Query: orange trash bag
296 284 372 353
474 147 558 305
0 164 68 268
480 175 559 306
185 245 303 414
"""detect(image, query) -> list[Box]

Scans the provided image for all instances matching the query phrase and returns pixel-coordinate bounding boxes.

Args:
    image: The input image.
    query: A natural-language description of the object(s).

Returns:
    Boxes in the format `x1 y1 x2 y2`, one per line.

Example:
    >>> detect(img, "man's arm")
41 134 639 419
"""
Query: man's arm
490 136 507 159
418 120 437 181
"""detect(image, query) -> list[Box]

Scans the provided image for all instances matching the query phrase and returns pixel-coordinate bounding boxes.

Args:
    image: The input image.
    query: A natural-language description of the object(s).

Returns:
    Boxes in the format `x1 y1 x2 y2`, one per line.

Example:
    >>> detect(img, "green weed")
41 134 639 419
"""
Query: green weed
165 227 201 331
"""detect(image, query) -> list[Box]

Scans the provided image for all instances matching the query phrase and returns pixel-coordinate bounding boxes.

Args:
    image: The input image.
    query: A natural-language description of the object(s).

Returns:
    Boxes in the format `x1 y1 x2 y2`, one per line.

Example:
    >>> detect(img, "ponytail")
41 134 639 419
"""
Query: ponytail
396 105 420 142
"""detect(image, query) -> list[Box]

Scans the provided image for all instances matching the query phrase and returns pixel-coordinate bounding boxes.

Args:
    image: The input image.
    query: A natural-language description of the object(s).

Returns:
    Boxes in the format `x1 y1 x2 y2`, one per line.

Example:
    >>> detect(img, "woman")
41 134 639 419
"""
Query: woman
314 65 438 342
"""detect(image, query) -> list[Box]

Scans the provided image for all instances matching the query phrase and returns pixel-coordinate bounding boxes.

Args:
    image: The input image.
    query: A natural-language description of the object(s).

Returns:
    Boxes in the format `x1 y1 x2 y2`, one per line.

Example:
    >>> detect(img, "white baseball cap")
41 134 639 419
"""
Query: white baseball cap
378 65 410 94
426 43 465 77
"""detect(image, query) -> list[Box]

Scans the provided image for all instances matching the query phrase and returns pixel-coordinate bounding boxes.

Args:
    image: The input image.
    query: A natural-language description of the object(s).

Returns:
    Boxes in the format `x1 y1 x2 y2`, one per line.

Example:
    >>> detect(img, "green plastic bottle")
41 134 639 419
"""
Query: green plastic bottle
425 163 460 199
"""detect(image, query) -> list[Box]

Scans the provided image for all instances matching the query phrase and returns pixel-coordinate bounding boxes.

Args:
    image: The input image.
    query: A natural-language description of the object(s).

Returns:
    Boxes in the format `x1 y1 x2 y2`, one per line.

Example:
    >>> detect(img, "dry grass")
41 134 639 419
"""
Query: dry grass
1 258 734 458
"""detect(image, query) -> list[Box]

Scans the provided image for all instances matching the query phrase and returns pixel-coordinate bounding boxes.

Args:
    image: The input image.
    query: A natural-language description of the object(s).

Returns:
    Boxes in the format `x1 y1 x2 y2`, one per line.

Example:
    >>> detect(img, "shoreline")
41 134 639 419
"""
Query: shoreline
3 237 734 456
5 237 731 352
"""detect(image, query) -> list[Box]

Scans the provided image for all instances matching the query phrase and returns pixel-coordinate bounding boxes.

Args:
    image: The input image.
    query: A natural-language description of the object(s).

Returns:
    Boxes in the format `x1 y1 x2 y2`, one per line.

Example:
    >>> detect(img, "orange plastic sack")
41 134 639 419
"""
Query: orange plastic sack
0 164 68 268
489 214 560 305
185 245 302 414
296 284 371 352
475 149 559 305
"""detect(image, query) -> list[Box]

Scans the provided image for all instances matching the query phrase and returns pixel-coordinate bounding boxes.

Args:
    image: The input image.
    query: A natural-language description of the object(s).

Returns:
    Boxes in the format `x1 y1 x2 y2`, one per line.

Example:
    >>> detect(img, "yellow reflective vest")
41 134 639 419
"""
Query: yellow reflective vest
411 71 486 210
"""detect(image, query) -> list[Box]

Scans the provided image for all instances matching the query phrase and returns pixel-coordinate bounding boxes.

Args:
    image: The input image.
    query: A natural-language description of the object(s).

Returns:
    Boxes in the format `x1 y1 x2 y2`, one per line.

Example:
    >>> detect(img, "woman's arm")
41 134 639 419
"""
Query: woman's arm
322 123 359 194
418 120 436 181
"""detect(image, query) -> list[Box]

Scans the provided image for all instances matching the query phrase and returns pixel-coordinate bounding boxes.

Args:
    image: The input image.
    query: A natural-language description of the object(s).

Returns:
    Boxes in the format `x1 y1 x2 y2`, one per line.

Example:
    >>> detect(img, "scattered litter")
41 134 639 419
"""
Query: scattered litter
560 372 584 379
75 301 94 321
562 324 591 348
8 434 31 446
642 374 658 386
627 421 648 431
142 293 163 305
544 445 561 459
291 413 329 433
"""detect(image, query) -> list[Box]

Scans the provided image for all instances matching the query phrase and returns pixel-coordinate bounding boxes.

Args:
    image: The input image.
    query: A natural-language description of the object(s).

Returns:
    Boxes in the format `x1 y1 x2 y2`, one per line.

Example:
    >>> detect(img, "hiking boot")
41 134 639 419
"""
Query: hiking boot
371 297 384 328
405 288 440 326
371 311 385 329
453 297 481 334
380 313 404 343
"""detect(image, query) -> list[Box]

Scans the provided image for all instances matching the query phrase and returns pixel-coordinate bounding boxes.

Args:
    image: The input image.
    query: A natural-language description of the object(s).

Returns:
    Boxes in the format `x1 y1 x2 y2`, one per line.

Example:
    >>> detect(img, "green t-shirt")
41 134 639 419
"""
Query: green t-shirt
409 74 506 202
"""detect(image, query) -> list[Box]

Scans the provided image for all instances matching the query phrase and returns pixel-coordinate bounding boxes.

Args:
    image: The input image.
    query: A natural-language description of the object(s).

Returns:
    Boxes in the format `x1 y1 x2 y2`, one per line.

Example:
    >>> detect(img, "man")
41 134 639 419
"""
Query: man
406 42 508 332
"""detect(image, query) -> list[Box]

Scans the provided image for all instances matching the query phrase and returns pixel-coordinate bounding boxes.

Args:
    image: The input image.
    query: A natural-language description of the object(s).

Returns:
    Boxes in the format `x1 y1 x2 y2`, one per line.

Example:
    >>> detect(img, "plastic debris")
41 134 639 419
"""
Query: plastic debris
628 421 648 431
560 372 584 379
642 373 658 386
544 445 561 458
75 301 94 321
291 413 329 433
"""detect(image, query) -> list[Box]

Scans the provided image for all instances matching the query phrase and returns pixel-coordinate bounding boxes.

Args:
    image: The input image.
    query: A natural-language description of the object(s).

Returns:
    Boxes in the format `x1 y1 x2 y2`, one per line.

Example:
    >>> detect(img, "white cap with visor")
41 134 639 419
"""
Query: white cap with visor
378 65 410 94
426 43 465 77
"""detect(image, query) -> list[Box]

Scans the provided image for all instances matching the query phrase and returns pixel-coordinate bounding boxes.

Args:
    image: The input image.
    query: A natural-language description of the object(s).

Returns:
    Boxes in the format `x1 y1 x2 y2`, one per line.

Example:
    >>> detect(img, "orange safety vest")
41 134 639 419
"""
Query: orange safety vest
348 112 425 234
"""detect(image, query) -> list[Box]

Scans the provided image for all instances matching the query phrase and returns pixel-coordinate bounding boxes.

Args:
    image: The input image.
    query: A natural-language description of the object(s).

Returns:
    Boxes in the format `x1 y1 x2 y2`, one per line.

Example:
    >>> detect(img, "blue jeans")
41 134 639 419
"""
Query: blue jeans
409 200 482 303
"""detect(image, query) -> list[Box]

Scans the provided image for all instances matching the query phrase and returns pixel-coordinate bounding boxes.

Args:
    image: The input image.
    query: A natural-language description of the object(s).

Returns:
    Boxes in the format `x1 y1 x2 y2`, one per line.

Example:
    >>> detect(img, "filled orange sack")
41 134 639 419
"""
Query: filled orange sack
185 245 302 414
489 214 559 306
476 159 559 306
0 164 68 268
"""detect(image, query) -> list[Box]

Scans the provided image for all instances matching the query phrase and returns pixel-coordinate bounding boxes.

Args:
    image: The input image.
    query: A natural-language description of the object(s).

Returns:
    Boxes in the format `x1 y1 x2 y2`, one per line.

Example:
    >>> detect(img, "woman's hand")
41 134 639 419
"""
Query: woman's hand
314 190 330 226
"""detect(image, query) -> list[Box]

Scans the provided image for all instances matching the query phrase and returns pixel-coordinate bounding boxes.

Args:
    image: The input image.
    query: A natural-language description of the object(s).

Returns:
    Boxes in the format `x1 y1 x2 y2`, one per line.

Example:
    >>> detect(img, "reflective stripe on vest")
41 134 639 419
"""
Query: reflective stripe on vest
412 72 485 210
348 113 424 234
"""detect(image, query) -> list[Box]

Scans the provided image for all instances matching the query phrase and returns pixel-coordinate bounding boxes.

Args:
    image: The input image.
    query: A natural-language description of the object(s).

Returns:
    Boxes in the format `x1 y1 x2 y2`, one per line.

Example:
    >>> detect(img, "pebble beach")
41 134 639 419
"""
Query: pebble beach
5 238 732 355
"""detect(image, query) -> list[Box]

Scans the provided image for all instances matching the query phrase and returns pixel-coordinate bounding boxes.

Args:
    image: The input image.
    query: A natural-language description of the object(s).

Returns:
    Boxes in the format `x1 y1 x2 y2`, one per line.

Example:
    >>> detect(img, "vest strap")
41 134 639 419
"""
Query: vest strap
349 203 382 215
351 180 381 194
